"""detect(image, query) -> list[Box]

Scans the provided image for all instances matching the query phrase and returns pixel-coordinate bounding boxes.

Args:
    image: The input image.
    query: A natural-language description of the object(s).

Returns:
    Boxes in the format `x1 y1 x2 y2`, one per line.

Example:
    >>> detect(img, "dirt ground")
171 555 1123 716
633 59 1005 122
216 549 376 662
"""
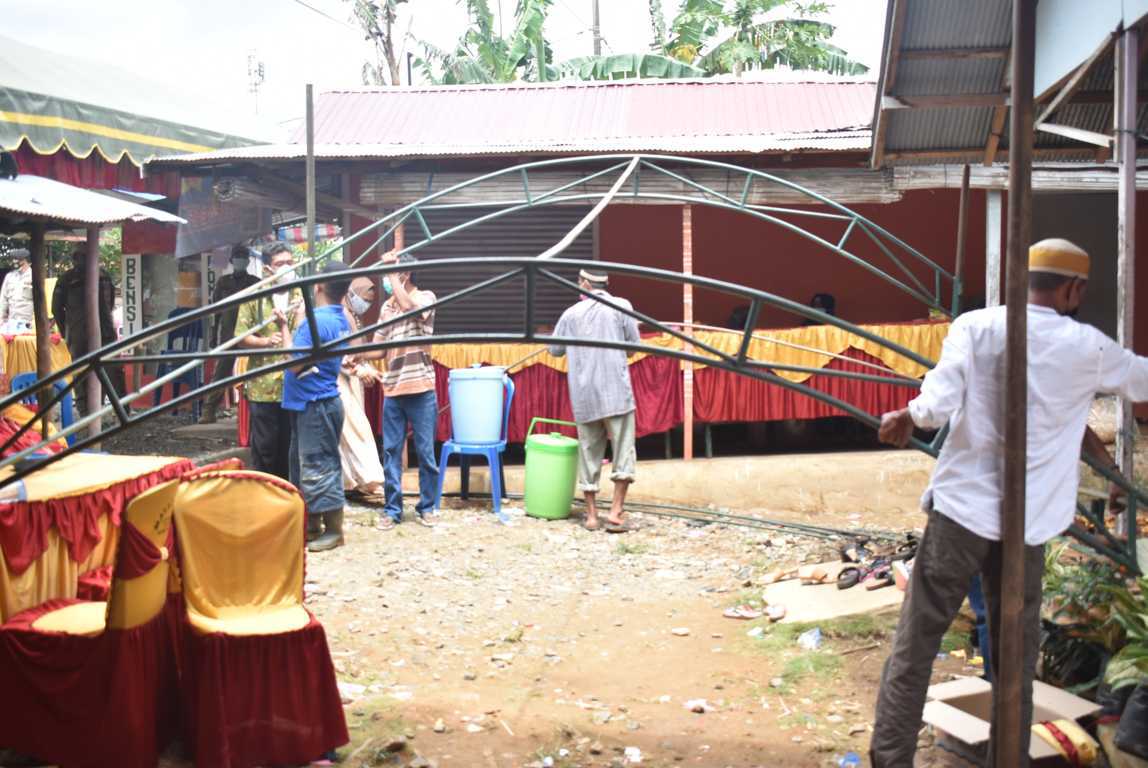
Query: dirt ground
101 416 998 767
286 496 981 768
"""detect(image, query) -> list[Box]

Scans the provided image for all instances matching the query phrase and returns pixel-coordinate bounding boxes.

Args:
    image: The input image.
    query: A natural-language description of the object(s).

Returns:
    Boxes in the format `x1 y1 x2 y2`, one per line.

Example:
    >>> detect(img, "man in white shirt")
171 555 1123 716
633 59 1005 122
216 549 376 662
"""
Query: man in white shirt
0 249 33 330
869 238 1148 767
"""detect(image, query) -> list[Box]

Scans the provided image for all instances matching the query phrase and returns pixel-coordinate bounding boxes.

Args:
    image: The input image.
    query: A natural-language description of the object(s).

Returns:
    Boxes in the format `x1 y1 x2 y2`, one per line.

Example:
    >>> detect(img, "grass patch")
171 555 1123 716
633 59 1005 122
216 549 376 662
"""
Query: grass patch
940 629 970 654
465 568 483 580
614 540 649 556
781 652 843 687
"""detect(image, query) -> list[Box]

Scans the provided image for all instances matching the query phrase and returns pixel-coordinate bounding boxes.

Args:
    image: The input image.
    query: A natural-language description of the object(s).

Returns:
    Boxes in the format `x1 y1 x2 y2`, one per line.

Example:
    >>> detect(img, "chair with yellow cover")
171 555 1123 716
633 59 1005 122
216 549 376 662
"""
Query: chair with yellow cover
0 478 181 768
174 469 348 768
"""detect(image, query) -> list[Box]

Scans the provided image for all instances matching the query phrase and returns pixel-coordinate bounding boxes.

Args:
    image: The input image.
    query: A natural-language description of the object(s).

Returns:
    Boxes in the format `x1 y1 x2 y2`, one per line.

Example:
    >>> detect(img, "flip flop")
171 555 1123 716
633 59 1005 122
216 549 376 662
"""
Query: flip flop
375 515 396 531
723 604 763 620
605 521 631 534
864 562 894 590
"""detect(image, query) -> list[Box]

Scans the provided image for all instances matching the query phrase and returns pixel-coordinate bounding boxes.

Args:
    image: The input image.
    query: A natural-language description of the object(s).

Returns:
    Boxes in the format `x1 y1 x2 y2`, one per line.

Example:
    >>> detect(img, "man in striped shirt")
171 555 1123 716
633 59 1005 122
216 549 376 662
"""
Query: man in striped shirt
368 252 439 529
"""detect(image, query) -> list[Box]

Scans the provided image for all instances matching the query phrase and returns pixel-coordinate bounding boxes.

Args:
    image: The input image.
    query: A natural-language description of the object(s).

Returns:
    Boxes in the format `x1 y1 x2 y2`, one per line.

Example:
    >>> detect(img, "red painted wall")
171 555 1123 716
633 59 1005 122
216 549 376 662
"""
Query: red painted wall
601 189 988 330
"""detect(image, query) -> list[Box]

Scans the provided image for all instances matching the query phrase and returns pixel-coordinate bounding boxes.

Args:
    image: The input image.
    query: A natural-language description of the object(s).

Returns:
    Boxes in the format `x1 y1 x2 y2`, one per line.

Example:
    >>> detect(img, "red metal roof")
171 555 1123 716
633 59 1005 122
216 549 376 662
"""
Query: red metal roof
150 78 875 166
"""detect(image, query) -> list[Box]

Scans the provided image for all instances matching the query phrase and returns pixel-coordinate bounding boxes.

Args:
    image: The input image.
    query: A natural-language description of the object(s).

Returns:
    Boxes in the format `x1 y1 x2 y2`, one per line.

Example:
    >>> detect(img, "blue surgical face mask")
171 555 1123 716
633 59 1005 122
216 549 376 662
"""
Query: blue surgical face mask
347 290 371 316
382 276 394 296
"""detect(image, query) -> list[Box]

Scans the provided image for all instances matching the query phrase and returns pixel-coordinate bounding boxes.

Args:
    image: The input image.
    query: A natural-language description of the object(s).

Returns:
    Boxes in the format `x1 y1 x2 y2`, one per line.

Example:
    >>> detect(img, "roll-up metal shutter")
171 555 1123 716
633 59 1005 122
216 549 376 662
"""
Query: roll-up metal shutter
412 206 595 334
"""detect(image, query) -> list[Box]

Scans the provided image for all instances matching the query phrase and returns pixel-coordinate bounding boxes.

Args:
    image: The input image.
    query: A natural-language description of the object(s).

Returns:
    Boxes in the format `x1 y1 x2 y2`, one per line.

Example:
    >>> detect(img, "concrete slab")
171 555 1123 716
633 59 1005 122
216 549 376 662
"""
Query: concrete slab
763 576 904 624
171 417 239 442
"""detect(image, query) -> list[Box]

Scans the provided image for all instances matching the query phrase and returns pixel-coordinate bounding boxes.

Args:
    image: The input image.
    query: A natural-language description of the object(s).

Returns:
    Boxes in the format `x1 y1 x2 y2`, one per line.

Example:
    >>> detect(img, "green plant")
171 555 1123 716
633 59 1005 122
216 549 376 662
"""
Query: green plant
1042 542 1124 650
1104 576 1148 691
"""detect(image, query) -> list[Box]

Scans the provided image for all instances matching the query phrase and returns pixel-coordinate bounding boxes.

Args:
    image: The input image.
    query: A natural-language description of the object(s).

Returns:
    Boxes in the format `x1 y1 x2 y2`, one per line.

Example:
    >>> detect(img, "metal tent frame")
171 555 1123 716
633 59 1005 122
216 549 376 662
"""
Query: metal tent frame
0 154 1139 570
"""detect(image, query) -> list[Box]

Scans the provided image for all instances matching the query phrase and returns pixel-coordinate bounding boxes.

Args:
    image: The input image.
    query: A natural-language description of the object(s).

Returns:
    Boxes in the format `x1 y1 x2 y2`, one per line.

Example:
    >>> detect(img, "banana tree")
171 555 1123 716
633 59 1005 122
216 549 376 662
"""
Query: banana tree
668 0 869 77
414 0 553 84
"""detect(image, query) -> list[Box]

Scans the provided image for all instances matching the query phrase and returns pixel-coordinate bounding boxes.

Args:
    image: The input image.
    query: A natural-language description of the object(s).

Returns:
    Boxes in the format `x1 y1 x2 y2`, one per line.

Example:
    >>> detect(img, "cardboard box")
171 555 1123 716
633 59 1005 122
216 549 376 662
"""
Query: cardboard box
922 677 1100 765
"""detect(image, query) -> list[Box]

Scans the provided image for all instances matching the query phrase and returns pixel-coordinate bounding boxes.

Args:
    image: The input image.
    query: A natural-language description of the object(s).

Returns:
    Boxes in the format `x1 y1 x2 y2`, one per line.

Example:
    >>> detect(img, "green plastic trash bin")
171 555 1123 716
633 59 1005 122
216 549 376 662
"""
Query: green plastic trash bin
524 417 579 520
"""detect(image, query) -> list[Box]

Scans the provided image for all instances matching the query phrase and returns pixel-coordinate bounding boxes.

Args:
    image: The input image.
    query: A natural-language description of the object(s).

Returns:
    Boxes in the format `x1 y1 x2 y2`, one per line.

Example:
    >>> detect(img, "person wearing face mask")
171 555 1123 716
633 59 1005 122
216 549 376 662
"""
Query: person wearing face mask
232 242 302 480
361 251 439 529
199 245 260 424
869 238 1148 767
337 276 386 501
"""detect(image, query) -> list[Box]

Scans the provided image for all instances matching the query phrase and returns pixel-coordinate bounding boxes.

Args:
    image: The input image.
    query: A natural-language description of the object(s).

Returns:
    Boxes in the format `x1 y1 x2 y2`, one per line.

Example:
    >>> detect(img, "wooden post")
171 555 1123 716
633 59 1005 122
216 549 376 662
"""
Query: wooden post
29 223 51 439
682 205 694 461
1116 27 1138 524
305 84 316 263
996 1 1035 766
986 190 1003 306
954 164 971 313
85 225 102 438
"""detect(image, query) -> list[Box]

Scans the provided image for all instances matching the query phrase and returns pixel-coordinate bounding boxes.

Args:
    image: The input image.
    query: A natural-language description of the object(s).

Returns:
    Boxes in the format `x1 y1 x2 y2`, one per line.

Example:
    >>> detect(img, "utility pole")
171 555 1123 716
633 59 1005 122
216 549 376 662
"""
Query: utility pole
591 0 602 56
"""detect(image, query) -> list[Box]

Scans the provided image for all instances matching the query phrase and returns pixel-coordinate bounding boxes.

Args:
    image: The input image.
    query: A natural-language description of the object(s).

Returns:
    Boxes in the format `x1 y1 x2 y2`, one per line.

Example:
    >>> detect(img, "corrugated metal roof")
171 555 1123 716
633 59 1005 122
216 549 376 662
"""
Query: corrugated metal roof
149 79 875 167
874 0 1148 165
0 174 186 226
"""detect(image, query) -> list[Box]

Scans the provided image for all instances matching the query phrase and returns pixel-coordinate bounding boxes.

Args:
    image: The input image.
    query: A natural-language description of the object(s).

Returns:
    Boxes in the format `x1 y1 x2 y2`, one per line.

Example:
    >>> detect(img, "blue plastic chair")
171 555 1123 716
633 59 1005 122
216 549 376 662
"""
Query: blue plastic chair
153 307 204 419
11 372 76 447
434 375 516 523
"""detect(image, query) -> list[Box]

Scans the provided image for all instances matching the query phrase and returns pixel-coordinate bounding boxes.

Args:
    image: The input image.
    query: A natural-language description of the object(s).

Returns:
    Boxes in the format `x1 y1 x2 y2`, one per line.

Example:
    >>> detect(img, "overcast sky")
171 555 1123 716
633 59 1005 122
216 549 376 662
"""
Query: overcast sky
4 0 886 140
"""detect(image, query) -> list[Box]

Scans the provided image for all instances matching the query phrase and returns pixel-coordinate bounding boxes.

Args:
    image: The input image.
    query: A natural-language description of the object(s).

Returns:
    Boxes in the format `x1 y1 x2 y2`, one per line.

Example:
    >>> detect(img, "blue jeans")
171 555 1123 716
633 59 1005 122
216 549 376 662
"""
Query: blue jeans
382 390 438 521
288 396 345 516
968 573 992 681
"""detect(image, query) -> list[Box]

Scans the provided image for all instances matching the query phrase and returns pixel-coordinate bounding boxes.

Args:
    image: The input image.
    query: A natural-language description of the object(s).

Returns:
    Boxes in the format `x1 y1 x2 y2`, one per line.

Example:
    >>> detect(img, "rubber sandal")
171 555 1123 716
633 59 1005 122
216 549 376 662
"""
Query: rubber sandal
375 515 396 531
605 521 631 533
864 562 894 590
723 604 763 620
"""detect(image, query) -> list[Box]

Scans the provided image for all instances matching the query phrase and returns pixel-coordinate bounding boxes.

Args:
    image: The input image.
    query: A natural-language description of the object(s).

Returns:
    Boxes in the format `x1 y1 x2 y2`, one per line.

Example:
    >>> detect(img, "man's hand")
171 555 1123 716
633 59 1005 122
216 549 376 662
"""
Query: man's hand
878 408 915 448
381 249 398 265
272 308 289 328
266 331 283 348
1109 480 1128 513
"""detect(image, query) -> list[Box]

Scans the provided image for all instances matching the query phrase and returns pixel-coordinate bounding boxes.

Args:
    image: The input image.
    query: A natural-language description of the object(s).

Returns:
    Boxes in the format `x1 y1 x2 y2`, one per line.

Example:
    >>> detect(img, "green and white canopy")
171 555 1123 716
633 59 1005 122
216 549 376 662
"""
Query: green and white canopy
0 35 259 166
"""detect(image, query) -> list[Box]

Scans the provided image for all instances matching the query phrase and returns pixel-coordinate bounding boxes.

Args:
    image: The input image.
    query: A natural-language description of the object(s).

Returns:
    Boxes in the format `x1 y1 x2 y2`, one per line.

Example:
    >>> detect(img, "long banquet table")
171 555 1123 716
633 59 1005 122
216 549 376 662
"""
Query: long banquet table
236 321 949 446
0 453 194 622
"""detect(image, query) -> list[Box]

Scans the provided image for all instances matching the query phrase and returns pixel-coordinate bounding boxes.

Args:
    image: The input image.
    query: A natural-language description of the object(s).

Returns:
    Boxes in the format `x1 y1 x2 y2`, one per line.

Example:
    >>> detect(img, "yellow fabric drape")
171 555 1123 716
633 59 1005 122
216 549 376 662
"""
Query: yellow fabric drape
0 335 72 378
232 322 947 386
174 472 309 636
1 453 188 502
427 322 950 383
0 455 187 622
0 516 118 623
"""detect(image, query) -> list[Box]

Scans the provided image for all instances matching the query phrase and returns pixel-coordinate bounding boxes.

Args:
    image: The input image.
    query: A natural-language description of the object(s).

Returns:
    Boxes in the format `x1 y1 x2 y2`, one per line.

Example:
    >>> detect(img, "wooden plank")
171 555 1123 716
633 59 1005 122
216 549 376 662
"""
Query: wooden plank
305 83 316 261
1035 31 1117 121
984 106 1009 166
1116 28 1139 531
682 205 694 462
881 93 1008 110
870 0 907 169
1035 121 1113 147
900 47 1009 60
953 164 970 313
29 223 50 441
997 0 1036 765
985 190 1002 307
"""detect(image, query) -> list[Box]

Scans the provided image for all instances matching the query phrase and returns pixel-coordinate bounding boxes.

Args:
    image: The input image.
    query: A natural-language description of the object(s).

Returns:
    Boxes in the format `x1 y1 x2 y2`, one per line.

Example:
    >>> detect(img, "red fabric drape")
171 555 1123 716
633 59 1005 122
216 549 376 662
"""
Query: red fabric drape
243 348 916 447
182 613 349 768
11 141 181 196
77 565 113 601
0 459 194 576
693 349 919 423
115 523 171 581
0 416 64 458
0 607 180 768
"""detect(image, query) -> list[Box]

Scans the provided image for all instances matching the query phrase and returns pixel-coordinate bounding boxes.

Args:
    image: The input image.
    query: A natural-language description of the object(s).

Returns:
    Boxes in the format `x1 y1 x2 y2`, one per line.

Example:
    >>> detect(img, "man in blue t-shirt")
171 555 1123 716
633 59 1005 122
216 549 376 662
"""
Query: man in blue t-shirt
277 260 353 552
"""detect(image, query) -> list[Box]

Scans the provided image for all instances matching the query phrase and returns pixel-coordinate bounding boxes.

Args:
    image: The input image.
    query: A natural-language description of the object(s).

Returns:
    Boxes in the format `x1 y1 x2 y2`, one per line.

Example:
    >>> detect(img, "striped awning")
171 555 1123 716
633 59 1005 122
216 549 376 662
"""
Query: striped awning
0 35 259 167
